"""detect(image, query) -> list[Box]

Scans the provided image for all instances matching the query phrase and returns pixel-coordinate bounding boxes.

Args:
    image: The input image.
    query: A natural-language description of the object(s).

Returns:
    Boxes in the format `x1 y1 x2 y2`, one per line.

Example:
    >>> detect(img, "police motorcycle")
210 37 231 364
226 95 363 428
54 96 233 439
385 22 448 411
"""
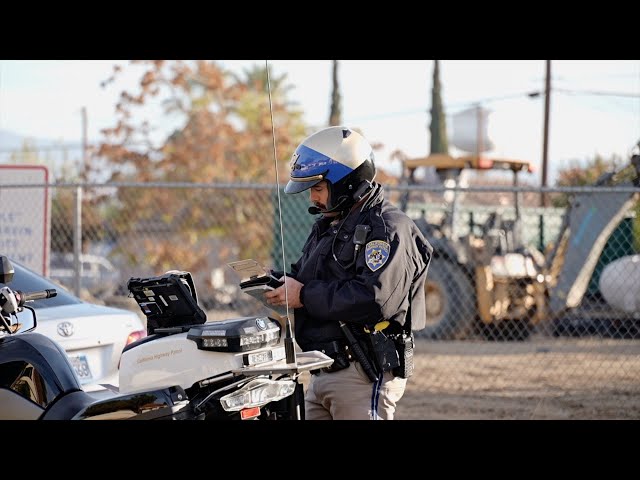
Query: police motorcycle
0 255 332 420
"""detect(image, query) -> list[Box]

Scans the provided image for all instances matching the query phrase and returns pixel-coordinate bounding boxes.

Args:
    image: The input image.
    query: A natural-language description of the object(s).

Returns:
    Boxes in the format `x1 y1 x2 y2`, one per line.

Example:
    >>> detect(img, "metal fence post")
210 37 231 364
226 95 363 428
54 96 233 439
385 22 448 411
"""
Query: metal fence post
538 213 545 251
73 185 83 297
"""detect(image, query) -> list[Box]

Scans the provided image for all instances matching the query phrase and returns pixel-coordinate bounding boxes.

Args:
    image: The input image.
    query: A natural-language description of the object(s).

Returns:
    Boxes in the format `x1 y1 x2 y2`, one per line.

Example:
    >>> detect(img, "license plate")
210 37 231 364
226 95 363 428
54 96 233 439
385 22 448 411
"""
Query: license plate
69 355 93 383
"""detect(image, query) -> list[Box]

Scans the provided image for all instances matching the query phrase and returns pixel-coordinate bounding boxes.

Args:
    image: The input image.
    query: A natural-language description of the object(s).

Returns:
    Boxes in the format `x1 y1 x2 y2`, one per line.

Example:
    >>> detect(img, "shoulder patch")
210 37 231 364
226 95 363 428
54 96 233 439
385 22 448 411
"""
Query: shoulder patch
365 240 391 272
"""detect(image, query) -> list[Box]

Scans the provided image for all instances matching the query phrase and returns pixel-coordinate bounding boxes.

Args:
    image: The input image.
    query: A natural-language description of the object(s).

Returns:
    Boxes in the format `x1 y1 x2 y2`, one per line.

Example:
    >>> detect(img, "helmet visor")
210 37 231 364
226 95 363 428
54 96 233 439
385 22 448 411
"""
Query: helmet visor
284 176 323 194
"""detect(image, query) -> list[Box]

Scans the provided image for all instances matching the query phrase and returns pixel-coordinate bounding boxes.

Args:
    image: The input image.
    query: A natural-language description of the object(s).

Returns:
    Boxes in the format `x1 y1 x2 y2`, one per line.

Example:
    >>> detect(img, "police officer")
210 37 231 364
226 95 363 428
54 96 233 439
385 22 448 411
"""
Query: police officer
265 126 432 420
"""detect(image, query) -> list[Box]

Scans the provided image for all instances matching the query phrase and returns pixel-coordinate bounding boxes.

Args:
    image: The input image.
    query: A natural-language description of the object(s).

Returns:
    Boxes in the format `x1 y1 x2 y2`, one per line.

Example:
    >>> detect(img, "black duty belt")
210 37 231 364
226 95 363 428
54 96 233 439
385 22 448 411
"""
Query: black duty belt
308 340 352 375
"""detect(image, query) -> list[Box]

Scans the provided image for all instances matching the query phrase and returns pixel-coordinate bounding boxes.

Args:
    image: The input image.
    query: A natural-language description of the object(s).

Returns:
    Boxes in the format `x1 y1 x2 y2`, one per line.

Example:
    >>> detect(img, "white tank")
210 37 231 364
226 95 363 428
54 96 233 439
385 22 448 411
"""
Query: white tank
599 254 640 313
119 332 244 394
451 105 496 153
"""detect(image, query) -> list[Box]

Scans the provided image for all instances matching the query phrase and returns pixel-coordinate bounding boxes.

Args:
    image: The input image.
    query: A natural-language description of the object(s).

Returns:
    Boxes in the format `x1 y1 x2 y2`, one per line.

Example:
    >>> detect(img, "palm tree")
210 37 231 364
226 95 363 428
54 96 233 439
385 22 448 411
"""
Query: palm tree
429 60 449 154
329 60 342 126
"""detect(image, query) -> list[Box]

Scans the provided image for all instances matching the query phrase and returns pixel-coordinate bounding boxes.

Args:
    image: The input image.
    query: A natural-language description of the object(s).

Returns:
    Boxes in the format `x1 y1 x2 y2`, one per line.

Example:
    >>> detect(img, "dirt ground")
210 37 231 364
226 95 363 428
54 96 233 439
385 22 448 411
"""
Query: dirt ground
395 336 640 420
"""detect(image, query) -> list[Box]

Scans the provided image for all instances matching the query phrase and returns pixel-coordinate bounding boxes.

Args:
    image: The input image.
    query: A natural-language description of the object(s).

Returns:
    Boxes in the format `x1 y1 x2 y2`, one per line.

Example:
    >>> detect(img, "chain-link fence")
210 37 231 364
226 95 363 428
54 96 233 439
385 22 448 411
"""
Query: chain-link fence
2 180 639 418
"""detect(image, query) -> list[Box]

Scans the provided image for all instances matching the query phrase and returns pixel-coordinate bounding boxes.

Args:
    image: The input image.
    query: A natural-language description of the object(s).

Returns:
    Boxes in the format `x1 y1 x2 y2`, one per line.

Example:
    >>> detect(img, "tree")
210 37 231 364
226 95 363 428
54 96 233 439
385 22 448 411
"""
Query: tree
89 60 308 277
429 60 449 155
398 60 451 210
555 154 625 189
329 60 342 126
94 61 305 184
232 63 307 179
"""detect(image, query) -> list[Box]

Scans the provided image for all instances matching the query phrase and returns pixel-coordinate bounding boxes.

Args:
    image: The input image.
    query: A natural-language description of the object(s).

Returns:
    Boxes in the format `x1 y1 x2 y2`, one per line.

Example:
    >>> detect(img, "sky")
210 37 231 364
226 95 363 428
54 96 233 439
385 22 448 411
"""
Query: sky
0 60 638 184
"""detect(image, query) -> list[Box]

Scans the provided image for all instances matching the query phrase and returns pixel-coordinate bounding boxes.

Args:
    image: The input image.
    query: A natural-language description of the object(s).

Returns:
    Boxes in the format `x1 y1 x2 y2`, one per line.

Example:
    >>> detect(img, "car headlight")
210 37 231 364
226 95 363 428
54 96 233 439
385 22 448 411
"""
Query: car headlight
219 378 296 412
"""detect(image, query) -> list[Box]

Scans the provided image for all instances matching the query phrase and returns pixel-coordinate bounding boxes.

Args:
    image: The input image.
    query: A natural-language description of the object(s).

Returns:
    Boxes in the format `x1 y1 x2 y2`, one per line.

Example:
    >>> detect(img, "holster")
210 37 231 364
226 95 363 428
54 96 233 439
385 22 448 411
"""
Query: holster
368 331 400 374
308 340 350 374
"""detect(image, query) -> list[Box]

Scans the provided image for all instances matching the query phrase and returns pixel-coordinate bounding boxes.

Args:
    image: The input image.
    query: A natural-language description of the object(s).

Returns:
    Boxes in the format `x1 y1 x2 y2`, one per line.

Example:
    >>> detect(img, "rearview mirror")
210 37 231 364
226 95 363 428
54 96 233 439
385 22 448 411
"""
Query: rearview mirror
12 306 37 334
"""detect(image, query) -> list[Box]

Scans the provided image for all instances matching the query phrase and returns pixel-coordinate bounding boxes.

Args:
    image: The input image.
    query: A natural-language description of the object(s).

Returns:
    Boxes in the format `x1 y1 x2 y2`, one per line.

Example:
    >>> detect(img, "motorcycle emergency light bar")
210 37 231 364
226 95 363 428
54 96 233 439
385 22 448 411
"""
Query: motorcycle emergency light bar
187 316 280 353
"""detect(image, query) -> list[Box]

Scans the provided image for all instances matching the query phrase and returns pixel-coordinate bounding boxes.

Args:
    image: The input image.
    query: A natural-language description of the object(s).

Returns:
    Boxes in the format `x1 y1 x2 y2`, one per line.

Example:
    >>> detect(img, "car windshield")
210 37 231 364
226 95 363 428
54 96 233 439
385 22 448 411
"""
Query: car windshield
1 260 82 309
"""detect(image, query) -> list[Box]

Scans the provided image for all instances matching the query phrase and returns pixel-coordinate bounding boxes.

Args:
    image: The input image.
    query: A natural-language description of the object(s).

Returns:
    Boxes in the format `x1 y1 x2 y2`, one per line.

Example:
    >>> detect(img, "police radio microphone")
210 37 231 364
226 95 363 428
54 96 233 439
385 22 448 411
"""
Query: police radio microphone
308 181 373 216
308 196 348 215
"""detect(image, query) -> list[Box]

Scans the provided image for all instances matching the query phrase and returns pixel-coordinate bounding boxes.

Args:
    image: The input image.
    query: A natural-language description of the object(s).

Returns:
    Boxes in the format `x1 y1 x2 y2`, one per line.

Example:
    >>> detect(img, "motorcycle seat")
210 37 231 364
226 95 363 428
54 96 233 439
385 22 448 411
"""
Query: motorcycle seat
40 389 97 420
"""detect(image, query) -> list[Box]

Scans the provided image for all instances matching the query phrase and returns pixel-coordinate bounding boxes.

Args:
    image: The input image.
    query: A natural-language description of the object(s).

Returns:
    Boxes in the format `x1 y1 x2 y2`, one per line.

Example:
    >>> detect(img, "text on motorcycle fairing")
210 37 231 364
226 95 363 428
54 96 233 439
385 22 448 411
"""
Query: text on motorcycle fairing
136 348 183 364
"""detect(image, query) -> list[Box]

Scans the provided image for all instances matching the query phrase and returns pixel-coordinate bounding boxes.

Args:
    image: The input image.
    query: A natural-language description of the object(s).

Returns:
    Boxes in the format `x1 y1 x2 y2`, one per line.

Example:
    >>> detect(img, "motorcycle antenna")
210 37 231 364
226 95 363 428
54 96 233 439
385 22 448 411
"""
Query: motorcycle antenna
266 60 297 365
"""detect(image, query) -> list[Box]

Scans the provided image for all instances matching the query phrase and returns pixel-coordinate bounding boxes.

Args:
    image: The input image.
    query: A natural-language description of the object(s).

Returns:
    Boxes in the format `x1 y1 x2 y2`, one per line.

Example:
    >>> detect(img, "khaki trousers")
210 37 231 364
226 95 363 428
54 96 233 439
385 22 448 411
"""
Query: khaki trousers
304 361 407 420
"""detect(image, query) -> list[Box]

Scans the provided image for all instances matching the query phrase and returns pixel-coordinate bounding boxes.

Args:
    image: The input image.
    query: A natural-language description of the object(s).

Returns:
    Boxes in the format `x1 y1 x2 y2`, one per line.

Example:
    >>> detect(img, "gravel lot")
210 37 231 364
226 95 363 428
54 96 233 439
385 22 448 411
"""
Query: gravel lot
396 336 640 420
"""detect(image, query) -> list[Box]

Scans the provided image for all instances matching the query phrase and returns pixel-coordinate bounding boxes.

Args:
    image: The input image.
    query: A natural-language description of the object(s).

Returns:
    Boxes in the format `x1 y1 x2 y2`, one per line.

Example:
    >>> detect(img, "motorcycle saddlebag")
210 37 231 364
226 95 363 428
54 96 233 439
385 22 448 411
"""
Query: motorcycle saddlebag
72 386 196 420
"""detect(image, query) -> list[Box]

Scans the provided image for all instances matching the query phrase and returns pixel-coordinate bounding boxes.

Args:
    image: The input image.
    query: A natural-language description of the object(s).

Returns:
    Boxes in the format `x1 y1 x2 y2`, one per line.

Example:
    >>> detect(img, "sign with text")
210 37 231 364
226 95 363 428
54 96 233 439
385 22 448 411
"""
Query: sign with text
0 165 51 275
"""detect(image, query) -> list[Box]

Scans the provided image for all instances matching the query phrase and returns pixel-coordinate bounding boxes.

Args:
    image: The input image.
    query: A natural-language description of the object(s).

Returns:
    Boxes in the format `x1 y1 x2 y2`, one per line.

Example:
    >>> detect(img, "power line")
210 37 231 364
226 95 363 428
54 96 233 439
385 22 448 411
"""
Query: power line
528 88 640 99
347 87 640 124
344 93 537 124
447 91 537 110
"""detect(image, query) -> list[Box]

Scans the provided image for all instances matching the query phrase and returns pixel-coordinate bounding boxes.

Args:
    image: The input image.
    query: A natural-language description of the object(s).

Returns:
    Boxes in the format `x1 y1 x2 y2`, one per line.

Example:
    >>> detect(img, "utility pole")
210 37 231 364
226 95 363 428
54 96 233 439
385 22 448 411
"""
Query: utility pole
74 106 88 297
81 106 88 177
541 60 551 207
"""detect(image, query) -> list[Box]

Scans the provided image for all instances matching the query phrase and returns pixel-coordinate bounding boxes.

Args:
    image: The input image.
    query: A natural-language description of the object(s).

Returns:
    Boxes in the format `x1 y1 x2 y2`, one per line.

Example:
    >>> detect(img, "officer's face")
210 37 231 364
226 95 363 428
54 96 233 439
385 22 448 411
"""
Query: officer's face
310 181 339 217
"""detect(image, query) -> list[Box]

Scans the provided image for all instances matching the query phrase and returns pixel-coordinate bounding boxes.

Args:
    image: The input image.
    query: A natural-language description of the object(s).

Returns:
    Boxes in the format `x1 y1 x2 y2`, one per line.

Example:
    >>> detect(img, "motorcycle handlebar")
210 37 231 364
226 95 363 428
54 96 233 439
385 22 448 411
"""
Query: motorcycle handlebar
17 289 57 305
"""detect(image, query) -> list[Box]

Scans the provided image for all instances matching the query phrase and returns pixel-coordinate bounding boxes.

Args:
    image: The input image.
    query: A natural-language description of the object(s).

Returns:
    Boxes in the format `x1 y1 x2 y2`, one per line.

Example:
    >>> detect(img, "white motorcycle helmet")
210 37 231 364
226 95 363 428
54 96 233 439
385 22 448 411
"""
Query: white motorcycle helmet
284 126 376 213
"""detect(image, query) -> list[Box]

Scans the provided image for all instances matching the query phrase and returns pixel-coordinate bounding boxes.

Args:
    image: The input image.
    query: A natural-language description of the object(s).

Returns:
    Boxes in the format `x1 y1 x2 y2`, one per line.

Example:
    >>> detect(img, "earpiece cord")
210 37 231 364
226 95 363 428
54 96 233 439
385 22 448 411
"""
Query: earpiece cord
332 188 389 271
331 213 351 265
331 206 369 270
